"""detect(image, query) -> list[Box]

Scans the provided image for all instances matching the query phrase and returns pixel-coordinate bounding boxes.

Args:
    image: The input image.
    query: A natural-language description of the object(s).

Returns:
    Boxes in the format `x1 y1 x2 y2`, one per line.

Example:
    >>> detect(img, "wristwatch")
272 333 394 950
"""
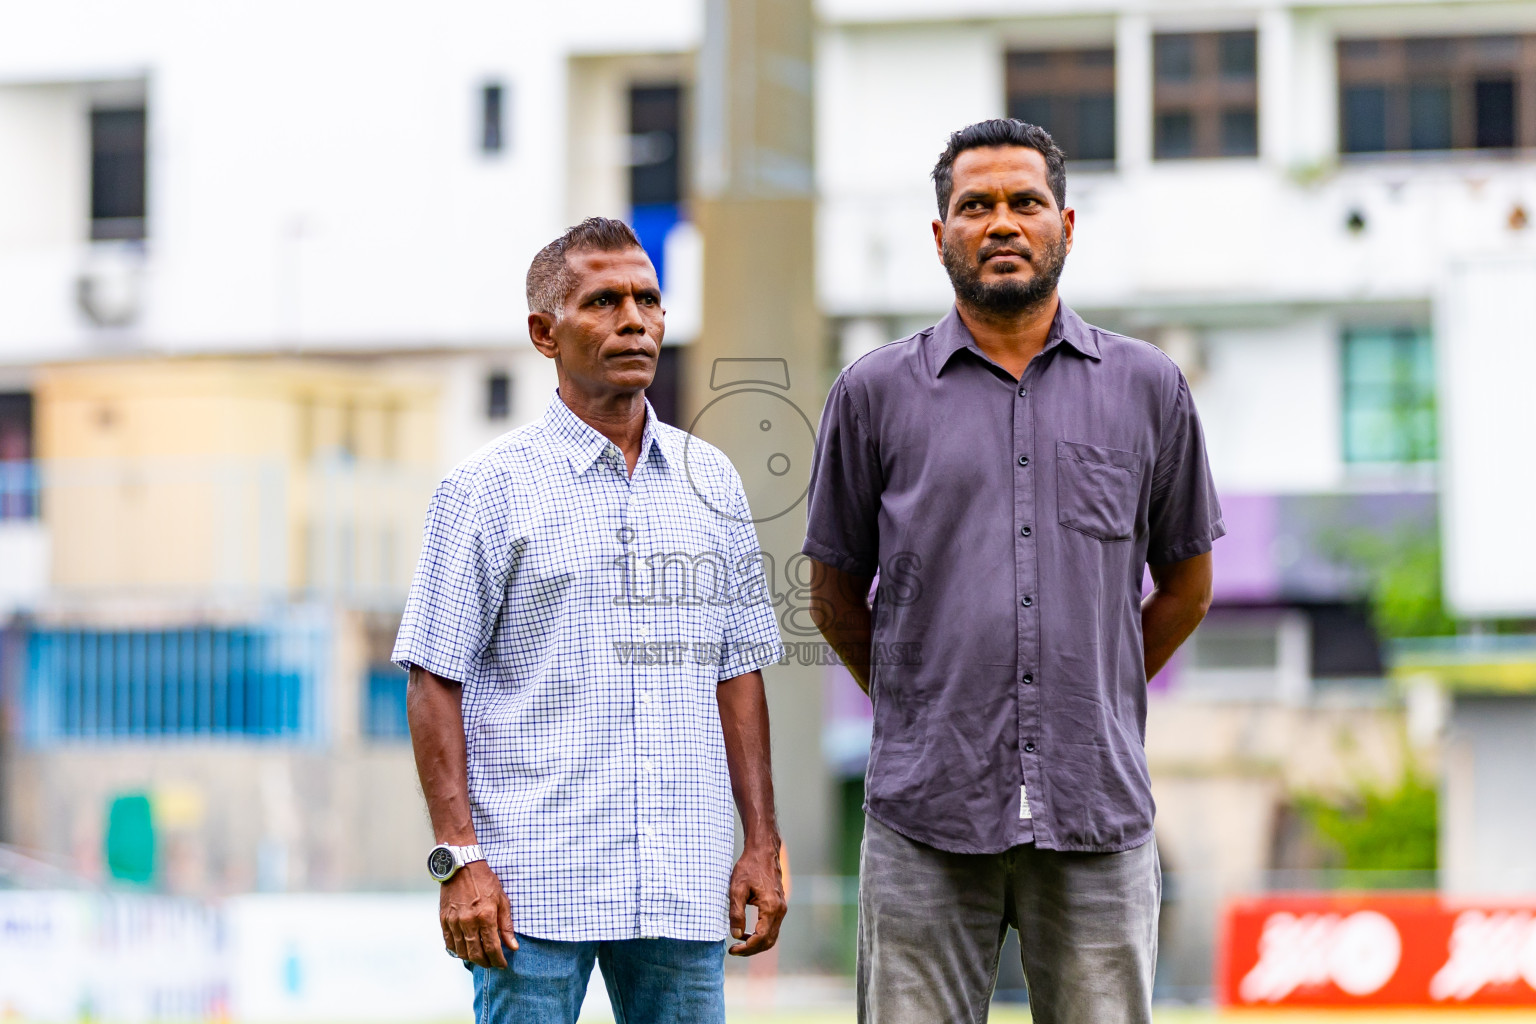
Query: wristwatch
427 843 485 883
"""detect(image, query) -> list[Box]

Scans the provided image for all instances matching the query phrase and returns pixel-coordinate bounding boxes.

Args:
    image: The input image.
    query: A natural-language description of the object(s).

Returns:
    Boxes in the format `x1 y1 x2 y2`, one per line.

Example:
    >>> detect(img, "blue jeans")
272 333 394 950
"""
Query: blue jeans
471 934 727 1024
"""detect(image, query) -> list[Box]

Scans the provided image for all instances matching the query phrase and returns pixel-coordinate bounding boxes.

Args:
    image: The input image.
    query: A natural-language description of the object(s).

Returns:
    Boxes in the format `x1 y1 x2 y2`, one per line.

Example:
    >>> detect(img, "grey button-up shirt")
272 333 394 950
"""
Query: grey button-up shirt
804 303 1224 855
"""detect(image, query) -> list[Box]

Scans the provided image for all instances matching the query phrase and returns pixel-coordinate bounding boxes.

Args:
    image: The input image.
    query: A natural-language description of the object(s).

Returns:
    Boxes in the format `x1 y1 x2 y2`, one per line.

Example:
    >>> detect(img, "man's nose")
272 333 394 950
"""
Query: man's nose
616 295 646 334
986 206 1022 238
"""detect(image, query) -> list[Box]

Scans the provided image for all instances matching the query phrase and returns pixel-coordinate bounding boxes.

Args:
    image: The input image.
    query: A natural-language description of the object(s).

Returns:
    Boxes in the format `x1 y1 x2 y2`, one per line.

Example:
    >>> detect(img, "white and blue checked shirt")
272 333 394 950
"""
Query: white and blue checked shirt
393 391 784 942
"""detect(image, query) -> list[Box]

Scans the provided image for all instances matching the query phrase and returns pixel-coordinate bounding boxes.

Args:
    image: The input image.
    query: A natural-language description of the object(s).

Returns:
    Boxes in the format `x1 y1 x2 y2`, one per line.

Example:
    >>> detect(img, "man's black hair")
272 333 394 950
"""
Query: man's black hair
526 217 645 318
931 119 1067 220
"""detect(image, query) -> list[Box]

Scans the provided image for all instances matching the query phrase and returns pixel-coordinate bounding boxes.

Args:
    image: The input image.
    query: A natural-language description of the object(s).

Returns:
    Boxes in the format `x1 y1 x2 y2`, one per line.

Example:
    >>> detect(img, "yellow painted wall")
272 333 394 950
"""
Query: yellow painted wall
35 358 438 598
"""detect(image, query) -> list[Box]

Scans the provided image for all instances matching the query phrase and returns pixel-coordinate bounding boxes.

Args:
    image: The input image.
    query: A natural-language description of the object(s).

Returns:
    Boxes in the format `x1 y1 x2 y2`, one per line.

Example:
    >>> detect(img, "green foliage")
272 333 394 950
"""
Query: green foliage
1294 771 1438 872
1321 524 1456 639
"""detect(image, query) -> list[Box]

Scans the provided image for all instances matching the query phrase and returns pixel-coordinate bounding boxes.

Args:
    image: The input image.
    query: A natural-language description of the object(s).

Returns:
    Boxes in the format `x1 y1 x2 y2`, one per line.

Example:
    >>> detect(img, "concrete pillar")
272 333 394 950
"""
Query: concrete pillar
1115 13 1153 174
1258 7 1294 167
692 0 832 906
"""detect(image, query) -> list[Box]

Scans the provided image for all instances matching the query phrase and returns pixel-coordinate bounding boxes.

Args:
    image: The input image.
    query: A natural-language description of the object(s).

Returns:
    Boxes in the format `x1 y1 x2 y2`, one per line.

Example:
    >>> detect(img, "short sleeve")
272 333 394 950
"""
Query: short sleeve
391 475 509 683
802 372 881 576
1147 371 1226 565
717 473 786 681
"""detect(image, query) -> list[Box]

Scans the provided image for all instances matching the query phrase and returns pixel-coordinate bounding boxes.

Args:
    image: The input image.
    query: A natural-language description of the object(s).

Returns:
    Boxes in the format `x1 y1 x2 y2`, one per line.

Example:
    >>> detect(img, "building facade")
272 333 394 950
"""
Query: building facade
2 0 1535 993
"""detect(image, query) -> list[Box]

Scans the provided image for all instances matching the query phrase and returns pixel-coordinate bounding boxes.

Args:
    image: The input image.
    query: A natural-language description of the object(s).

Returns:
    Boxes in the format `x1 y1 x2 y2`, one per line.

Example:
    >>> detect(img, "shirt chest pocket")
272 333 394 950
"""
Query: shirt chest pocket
1056 441 1142 542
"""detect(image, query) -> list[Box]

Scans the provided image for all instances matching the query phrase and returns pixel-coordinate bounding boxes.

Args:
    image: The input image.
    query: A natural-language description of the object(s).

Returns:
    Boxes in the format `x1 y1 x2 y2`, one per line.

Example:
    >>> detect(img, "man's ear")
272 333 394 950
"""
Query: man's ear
931 218 945 264
1061 207 1076 256
528 312 559 359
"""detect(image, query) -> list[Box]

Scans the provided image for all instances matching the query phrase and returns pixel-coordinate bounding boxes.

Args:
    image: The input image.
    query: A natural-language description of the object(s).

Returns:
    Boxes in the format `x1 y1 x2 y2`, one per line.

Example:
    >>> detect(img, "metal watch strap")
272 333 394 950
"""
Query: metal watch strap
456 843 484 866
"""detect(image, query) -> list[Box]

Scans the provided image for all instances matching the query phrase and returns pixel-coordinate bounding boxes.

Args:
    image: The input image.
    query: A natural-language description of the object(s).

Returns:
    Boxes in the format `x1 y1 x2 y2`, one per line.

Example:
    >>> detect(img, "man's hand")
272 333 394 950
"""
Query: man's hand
440 860 517 968
727 841 786 956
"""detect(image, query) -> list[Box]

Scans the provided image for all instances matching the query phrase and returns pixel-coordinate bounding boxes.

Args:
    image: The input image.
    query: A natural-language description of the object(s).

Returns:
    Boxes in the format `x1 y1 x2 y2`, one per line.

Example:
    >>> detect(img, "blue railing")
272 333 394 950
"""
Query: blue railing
0 460 39 520
21 620 329 744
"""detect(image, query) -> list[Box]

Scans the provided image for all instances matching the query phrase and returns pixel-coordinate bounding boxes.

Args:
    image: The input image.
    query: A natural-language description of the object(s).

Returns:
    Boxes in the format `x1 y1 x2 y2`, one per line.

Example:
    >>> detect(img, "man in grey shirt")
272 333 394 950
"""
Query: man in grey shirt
804 119 1223 1023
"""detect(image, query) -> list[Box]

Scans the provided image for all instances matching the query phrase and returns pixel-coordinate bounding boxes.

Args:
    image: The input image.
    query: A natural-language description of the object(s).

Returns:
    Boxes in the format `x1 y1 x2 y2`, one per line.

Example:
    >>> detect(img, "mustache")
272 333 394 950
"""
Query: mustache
976 242 1032 265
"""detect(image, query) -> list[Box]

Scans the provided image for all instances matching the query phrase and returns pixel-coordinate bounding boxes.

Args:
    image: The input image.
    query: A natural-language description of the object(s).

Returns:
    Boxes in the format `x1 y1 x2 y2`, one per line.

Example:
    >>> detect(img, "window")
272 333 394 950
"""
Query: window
1339 35 1536 153
486 371 511 420
480 83 505 154
90 107 146 240
23 625 321 741
363 666 409 739
628 83 685 288
1342 326 1437 464
1154 31 1259 159
0 392 36 520
1006 48 1116 163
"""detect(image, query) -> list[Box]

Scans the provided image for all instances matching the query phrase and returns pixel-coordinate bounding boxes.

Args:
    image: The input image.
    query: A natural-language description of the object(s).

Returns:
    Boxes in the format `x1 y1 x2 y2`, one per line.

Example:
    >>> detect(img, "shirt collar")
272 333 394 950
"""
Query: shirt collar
932 300 1101 377
542 390 673 474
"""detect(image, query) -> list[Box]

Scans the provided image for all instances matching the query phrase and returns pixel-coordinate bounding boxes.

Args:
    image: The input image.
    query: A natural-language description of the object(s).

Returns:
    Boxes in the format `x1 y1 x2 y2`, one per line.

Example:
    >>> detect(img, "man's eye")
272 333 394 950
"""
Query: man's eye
594 297 611 306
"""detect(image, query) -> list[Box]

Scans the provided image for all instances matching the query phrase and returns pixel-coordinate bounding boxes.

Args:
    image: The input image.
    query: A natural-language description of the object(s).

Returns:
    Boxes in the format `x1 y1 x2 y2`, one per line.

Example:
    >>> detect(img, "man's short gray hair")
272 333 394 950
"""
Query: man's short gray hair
526 217 645 319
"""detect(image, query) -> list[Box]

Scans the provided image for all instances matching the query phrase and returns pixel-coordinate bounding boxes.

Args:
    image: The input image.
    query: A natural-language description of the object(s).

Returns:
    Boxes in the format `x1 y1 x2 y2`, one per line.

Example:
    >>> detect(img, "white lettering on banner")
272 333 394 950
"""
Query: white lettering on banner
1239 911 1402 1003
1430 911 1536 1001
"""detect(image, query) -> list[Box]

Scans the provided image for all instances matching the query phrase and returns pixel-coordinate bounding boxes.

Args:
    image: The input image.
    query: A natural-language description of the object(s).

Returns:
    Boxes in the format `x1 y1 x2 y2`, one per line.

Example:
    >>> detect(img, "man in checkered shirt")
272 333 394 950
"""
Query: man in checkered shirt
394 218 787 1024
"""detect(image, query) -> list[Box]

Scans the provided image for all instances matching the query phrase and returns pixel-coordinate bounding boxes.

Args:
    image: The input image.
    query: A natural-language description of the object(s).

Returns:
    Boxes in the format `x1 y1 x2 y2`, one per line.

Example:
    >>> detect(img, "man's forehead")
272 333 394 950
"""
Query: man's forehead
568 246 655 281
951 146 1050 191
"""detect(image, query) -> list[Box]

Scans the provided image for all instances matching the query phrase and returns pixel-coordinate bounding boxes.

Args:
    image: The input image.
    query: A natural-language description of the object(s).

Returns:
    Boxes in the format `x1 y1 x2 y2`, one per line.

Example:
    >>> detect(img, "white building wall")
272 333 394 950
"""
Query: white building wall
0 0 700 362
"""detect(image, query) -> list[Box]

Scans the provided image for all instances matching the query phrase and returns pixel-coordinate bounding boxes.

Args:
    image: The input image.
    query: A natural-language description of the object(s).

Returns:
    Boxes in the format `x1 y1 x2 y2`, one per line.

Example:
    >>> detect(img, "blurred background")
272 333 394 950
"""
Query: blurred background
2 0 1536 1020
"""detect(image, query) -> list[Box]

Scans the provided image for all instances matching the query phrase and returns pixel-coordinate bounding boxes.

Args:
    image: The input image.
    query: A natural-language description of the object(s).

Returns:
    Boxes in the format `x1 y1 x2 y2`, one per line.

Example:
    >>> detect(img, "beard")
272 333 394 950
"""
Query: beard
942 228 1067 317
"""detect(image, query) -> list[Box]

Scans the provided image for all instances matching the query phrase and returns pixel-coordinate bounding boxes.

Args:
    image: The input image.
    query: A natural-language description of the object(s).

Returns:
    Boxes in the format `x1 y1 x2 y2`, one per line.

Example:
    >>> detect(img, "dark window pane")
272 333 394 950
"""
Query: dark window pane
1155 111 1194 158
1473 35 1520 61
1012 50 1051 68
486 372 511 420
629 85 683 207
1475 78 1516 148
481 84 504 153
90 108 146 239
1155 35 1194 81
1340 39 1380 61
1079 48 1115 67
1408 83 1452 149
1220 107 1258 155
1342 86 1388 152
1405 36 1455 66
1219 32 1258 79
1013 96 1052 131
1077 94 1116 161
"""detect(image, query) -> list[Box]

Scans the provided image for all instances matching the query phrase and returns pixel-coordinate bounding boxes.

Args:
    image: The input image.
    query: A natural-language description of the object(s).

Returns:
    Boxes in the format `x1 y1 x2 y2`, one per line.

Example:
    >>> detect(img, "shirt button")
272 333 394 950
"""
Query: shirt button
1018 387 1028 398
1020 525 1032 537
1021 595 1034 607
1024 741 1036 753
1017 455 1029 467
1023 673 1034 685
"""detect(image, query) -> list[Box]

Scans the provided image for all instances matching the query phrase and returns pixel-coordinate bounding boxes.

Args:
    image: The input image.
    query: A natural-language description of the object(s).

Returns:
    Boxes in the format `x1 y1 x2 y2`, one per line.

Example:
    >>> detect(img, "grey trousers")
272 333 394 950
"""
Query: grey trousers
856 816 1159 1024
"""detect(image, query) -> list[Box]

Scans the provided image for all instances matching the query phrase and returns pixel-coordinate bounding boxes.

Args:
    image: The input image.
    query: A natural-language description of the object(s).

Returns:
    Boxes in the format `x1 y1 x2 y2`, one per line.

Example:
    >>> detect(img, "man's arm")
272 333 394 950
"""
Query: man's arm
1141 551 1214 680
716 669 786 955
407 665 516 967
807 560 876 694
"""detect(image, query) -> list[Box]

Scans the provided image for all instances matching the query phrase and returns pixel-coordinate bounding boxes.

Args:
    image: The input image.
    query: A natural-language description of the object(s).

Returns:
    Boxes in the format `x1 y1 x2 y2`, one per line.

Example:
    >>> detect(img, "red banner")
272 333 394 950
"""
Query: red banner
1220 893 1536 1007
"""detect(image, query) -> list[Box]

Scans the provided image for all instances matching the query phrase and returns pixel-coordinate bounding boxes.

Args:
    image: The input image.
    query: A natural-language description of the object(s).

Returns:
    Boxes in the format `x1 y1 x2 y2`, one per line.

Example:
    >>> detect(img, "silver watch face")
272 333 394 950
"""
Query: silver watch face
428 846 457 880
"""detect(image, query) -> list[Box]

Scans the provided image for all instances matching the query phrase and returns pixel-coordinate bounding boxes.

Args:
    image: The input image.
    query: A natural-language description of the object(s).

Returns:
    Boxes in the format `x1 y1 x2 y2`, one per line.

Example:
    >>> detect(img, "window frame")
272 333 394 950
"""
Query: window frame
1337 34 1536 155
1152 30 1260 160
1005 46 1118 165
1340 325 1438 467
